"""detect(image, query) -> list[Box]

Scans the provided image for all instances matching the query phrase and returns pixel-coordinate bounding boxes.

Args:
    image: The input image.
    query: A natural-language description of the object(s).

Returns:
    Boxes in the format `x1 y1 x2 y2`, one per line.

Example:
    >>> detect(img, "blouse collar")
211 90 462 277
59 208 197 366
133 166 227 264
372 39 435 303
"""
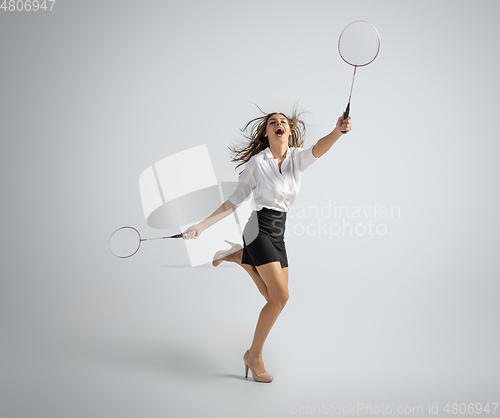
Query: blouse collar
264 146 289 160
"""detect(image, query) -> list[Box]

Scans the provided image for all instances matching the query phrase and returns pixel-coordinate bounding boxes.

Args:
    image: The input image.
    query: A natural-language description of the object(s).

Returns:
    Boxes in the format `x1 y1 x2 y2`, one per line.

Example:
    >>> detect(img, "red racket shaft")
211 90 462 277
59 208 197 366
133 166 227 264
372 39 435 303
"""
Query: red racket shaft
342 66 357 133
141 231 197 241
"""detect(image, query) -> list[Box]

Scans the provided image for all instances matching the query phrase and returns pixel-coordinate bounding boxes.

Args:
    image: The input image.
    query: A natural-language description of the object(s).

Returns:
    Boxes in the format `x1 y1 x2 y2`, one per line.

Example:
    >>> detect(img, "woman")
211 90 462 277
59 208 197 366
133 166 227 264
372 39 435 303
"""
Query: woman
182 107 352 382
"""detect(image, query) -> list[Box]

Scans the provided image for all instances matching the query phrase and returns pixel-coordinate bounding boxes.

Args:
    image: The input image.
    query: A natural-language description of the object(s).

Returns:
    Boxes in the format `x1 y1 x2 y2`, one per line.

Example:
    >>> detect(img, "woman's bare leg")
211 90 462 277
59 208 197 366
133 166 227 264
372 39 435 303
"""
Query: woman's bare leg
223 249 269 301
247 262 289 374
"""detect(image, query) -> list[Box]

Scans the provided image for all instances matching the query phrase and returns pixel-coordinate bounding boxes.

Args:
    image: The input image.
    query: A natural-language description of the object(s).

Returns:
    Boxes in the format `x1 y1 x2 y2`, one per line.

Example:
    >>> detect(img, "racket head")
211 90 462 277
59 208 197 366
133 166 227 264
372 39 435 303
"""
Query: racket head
108 226 142 258
338 20 380 67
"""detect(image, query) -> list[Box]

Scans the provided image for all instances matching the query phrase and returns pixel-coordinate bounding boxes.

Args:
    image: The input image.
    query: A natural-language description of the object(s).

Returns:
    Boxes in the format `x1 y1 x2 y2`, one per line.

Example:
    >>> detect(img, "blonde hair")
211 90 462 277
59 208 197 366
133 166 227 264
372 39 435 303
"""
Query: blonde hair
228 103 309 173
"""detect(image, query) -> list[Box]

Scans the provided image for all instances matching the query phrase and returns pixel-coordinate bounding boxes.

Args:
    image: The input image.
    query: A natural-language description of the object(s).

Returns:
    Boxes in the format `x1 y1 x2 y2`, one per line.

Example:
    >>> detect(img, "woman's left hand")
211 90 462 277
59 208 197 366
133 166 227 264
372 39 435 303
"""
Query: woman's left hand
336 113 352 134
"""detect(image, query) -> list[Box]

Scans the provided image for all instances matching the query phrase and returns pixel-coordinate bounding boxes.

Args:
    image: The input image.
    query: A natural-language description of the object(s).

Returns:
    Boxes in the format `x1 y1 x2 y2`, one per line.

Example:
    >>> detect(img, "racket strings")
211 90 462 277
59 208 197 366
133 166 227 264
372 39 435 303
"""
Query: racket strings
109 227 141 258
339 21 380 67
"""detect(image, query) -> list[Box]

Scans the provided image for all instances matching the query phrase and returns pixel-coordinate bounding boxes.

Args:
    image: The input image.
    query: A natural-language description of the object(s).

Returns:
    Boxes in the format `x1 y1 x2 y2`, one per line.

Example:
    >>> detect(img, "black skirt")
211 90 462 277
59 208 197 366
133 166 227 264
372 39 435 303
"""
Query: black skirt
241 207 288 268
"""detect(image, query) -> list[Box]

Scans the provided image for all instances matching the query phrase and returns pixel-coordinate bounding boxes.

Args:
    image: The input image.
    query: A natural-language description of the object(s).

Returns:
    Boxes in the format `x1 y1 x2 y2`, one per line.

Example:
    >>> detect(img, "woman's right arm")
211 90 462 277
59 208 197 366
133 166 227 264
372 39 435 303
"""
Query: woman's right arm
182 200 237 240
182 158 256 240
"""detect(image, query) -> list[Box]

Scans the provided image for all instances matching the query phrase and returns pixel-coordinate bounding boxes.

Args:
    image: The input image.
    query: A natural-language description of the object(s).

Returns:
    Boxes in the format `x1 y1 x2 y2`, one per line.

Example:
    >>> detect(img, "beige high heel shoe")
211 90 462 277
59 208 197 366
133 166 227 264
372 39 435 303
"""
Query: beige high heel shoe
212 240 243 267
243 350 273 383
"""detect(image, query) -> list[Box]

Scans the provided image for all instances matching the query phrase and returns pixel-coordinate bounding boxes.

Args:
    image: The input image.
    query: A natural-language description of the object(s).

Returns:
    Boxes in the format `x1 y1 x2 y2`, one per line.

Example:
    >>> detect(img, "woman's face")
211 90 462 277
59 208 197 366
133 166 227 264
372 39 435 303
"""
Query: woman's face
265 113 291 145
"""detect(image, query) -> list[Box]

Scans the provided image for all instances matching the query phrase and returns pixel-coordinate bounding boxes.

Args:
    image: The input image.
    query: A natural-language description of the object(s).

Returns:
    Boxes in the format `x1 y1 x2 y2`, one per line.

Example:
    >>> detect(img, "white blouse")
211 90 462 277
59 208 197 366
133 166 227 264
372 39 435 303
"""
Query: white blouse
227 144 320 212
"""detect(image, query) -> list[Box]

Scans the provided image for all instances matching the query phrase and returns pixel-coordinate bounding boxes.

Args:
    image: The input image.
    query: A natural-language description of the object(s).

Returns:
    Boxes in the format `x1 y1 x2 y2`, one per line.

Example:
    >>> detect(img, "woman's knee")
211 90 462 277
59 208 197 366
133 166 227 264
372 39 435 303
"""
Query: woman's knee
269 290 289 309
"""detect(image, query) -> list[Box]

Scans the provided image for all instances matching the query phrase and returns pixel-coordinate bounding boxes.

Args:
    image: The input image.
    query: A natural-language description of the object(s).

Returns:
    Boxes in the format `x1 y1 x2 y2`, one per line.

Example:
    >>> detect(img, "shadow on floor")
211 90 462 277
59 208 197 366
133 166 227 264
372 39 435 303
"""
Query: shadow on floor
72 337 251 382
160 264 236 269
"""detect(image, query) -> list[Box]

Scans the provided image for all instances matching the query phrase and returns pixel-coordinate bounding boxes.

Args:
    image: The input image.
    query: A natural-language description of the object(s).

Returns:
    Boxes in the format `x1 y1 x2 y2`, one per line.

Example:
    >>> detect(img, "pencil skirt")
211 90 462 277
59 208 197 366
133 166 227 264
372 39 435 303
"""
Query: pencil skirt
241 207 288 268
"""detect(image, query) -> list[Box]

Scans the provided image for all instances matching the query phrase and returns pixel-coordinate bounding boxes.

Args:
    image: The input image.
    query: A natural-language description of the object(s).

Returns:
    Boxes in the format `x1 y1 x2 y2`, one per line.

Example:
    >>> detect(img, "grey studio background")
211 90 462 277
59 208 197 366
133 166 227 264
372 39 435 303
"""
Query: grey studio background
1 0 499 417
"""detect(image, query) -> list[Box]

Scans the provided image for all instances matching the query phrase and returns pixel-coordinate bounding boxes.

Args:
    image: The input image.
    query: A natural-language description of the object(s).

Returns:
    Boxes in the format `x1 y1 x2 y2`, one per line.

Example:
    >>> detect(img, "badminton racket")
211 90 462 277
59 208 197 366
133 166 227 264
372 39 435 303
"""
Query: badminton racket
338 20 380 133
108 226 197 258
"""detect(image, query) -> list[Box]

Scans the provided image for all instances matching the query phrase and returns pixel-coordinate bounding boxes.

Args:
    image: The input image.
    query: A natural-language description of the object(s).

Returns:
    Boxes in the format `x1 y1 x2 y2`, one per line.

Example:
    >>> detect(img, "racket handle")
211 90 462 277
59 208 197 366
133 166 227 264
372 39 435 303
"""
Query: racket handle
175 231 199 239
341 103 350 134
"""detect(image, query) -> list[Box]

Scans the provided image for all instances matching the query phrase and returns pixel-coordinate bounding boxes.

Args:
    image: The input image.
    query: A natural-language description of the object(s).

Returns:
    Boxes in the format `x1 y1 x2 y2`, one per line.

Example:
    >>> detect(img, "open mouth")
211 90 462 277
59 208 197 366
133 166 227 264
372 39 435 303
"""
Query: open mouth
275 127 284 137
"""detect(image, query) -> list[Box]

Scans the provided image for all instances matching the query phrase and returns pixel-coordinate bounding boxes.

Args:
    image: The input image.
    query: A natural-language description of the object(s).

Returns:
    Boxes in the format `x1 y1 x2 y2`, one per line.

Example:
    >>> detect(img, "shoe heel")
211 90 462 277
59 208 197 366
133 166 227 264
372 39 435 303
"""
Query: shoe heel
243 349 273 383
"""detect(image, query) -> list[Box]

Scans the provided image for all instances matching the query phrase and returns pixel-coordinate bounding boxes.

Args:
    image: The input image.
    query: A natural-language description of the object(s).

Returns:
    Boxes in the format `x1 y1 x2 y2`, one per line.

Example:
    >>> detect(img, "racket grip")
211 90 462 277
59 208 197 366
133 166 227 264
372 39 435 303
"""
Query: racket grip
177 231 199 238
341 103 350 134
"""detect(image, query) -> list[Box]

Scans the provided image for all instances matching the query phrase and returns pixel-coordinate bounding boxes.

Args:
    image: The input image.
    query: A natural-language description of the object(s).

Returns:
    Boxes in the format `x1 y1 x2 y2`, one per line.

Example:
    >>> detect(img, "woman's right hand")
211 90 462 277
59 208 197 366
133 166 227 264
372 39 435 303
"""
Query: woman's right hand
182 223 203 240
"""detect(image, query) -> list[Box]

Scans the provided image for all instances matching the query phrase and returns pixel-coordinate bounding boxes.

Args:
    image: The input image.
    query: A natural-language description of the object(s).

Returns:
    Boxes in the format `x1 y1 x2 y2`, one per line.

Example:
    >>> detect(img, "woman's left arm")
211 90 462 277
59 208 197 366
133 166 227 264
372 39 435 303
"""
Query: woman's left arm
312 113 352 158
